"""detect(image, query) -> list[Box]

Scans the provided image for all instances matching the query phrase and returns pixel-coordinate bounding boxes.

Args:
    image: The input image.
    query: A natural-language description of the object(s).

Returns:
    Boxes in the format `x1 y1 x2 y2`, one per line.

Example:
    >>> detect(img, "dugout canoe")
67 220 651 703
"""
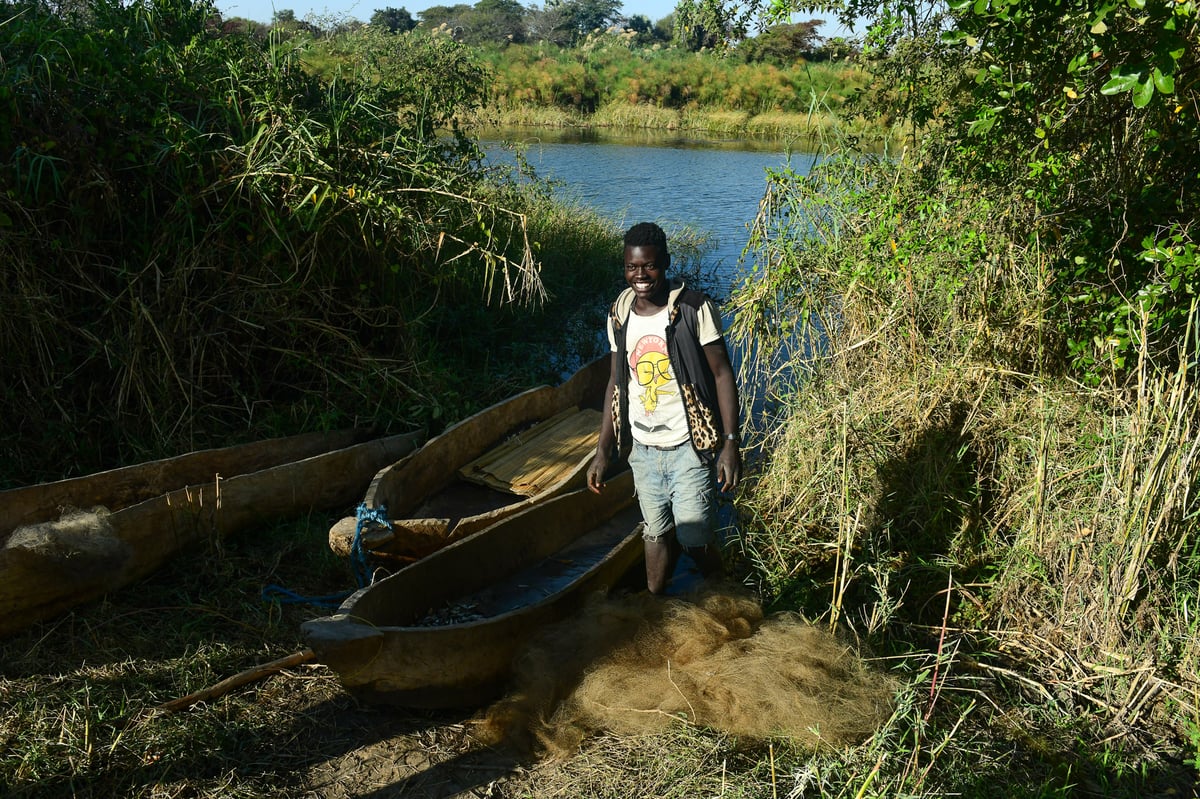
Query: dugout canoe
302 470 644 708
327 356 611 564
0 428 423 637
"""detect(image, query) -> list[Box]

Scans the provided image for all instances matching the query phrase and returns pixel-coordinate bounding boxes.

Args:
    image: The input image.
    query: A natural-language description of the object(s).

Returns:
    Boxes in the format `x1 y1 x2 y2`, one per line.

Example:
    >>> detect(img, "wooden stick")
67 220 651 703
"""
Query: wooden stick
158 648 316 713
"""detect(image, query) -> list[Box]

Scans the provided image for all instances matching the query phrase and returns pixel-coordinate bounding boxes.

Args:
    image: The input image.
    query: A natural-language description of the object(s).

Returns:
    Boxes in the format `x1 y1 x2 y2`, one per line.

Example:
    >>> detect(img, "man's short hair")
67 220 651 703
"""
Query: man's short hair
624 222 669 256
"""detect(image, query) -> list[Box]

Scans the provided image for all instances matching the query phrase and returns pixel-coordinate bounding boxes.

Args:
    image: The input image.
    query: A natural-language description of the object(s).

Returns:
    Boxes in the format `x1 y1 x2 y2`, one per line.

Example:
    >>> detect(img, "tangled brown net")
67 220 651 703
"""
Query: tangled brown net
481 585 895 757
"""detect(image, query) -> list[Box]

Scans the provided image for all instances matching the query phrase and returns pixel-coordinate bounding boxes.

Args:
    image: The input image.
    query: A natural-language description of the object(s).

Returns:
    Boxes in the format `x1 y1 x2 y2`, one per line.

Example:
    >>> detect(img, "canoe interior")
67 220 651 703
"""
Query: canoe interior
412 503 643 626
406 479 517 530
341 470 640 627
363 356 610 519
405 408 603 527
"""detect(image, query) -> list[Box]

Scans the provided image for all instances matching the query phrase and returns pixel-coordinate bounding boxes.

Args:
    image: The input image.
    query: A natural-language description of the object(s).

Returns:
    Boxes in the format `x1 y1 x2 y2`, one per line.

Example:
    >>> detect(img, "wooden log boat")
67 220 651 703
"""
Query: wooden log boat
302 470 644 708
327 356 611 563
0 428 423 637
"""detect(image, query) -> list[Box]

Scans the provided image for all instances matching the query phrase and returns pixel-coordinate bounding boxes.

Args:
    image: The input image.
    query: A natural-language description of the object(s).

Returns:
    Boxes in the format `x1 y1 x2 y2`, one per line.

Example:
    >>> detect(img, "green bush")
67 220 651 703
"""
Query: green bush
0 0 614 484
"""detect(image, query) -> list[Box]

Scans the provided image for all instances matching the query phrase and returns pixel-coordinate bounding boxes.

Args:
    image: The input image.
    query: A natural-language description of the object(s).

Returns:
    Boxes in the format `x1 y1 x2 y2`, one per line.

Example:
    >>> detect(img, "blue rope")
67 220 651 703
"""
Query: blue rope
260 501 390 608
261 584 351 608
351 501 389 588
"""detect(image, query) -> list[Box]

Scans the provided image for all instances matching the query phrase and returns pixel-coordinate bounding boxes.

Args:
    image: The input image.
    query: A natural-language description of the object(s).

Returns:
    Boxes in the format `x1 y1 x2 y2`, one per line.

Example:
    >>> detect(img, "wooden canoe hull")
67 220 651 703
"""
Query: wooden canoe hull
1 428 377 538
0 431 423 637
303 471 644 708
327 356 612 560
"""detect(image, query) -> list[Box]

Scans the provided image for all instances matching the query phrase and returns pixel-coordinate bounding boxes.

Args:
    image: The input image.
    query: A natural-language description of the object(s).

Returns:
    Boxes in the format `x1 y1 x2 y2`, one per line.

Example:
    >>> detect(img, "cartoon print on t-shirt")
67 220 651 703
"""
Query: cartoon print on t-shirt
631 334 673 414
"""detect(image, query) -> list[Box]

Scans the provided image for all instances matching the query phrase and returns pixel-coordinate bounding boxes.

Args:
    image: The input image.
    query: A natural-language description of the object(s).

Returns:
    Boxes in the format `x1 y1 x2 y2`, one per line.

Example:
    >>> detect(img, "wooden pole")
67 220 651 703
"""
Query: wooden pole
158 648 316 713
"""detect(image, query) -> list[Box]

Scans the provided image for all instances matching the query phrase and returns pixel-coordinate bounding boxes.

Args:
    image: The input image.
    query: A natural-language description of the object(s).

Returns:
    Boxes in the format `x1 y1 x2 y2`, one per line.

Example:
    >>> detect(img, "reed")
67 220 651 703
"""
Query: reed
590 101 683 130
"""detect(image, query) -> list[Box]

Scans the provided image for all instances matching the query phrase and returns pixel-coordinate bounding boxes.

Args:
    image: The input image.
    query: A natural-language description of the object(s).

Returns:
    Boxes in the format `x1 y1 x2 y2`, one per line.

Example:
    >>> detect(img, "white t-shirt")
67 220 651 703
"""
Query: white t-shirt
607 300 723 448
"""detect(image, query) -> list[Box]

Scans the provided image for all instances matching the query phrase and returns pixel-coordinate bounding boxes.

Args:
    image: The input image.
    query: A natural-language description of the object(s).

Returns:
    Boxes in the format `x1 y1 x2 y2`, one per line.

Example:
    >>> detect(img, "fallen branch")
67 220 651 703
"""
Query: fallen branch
158 648 316 713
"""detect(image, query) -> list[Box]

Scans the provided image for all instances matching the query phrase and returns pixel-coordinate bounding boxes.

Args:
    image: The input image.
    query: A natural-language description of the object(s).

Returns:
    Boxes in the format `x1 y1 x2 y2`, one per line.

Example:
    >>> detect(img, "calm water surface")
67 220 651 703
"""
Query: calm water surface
483 133 822 291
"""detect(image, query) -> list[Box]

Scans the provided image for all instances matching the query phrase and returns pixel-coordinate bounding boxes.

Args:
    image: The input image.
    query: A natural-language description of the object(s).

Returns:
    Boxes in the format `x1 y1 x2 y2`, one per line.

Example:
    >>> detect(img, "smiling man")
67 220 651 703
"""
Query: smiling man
587 222 741 595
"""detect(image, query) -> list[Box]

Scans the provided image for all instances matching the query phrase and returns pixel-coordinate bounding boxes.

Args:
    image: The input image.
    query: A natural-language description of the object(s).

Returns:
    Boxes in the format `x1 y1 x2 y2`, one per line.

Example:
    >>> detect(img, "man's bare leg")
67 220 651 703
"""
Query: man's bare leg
645 531 679 595
685 544 724 579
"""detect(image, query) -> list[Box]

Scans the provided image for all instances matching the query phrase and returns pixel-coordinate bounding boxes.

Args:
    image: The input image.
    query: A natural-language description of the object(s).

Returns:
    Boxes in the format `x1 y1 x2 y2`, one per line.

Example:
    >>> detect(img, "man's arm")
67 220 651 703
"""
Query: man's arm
586 352 620 493
703 339 741 492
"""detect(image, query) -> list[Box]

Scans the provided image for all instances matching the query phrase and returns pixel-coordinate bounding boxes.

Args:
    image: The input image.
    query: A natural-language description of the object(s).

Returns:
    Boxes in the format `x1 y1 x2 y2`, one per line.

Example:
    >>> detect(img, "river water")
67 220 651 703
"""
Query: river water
481 131 821 293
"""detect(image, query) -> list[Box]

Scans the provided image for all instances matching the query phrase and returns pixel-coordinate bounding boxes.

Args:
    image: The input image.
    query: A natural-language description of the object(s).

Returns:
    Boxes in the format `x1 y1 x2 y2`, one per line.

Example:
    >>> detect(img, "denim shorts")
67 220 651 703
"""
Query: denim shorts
627 441 717 548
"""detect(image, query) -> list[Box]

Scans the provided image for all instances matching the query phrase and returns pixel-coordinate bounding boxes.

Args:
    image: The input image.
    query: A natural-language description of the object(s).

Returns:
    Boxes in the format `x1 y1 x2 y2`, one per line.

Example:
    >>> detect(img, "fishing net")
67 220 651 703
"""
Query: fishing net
482 585 896 757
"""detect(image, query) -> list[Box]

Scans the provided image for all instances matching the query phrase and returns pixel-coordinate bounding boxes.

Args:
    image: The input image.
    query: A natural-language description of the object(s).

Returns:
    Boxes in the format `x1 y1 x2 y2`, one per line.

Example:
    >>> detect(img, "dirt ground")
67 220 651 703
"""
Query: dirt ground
300 708 520 798
243 668 522 799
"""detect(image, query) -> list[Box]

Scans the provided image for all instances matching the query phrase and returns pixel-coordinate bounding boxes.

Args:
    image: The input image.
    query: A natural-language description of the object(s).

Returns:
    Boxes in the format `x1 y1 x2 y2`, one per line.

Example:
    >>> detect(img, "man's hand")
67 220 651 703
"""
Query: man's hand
587 450 610 494
716 442 741 493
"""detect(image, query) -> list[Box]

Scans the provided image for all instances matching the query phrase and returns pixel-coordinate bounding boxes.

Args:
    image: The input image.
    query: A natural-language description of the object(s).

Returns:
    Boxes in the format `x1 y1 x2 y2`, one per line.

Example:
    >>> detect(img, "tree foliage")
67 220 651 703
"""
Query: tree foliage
939 0 1200 377
418 2 473 32
714 0 1199 382
544 0 624 42
418 0 527 43
370 5 416 32
738 20 824 64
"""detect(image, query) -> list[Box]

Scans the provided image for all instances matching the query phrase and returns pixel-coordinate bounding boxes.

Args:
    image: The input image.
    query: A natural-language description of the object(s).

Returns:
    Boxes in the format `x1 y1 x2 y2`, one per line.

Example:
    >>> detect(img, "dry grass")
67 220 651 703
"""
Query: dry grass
590 102 683 130
0 513 887 799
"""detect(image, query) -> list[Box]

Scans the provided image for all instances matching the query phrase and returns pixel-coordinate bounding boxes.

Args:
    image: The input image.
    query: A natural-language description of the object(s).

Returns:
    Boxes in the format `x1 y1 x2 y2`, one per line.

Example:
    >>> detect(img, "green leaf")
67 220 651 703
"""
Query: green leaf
1151 67 1175 93
1132 76 1155 107
1100 69 1141 95
967 115 997 137
1127 0 1146 7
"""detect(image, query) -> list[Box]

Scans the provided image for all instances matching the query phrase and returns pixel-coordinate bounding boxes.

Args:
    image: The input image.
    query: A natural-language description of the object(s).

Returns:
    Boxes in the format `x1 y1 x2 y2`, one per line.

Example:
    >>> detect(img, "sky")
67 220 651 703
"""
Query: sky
215 0 684 26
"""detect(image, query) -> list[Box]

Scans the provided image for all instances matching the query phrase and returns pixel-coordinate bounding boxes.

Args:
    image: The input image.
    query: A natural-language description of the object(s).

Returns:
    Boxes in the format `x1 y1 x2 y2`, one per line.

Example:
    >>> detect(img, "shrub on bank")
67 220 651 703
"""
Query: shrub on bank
0 0 618 486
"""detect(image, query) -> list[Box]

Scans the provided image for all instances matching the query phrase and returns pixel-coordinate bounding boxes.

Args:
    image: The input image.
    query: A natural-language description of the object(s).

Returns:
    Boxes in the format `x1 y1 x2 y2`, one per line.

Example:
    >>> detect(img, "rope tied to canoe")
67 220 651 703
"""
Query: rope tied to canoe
261 502 389 608
351 501 389 588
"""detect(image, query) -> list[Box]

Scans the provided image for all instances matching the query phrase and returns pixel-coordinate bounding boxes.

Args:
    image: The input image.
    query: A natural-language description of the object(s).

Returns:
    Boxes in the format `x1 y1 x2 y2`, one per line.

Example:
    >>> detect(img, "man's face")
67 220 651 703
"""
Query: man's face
624 244 669 304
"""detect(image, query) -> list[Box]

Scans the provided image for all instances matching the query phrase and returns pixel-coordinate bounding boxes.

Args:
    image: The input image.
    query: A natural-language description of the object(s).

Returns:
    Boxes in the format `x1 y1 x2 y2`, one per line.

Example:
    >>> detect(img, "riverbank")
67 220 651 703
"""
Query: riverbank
7 2 1195 796
464 104 906 152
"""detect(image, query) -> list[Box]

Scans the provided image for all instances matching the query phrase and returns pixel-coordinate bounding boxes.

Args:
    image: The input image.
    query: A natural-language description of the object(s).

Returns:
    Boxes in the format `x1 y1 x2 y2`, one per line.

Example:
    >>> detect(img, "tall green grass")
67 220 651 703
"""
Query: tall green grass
0 1 621 486
725 137 1200 794
475 37 869 114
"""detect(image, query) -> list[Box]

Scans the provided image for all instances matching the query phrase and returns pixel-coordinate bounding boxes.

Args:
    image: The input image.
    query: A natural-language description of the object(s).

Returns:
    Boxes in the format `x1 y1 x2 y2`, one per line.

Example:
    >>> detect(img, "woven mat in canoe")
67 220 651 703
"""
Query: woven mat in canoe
458 407 601 496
